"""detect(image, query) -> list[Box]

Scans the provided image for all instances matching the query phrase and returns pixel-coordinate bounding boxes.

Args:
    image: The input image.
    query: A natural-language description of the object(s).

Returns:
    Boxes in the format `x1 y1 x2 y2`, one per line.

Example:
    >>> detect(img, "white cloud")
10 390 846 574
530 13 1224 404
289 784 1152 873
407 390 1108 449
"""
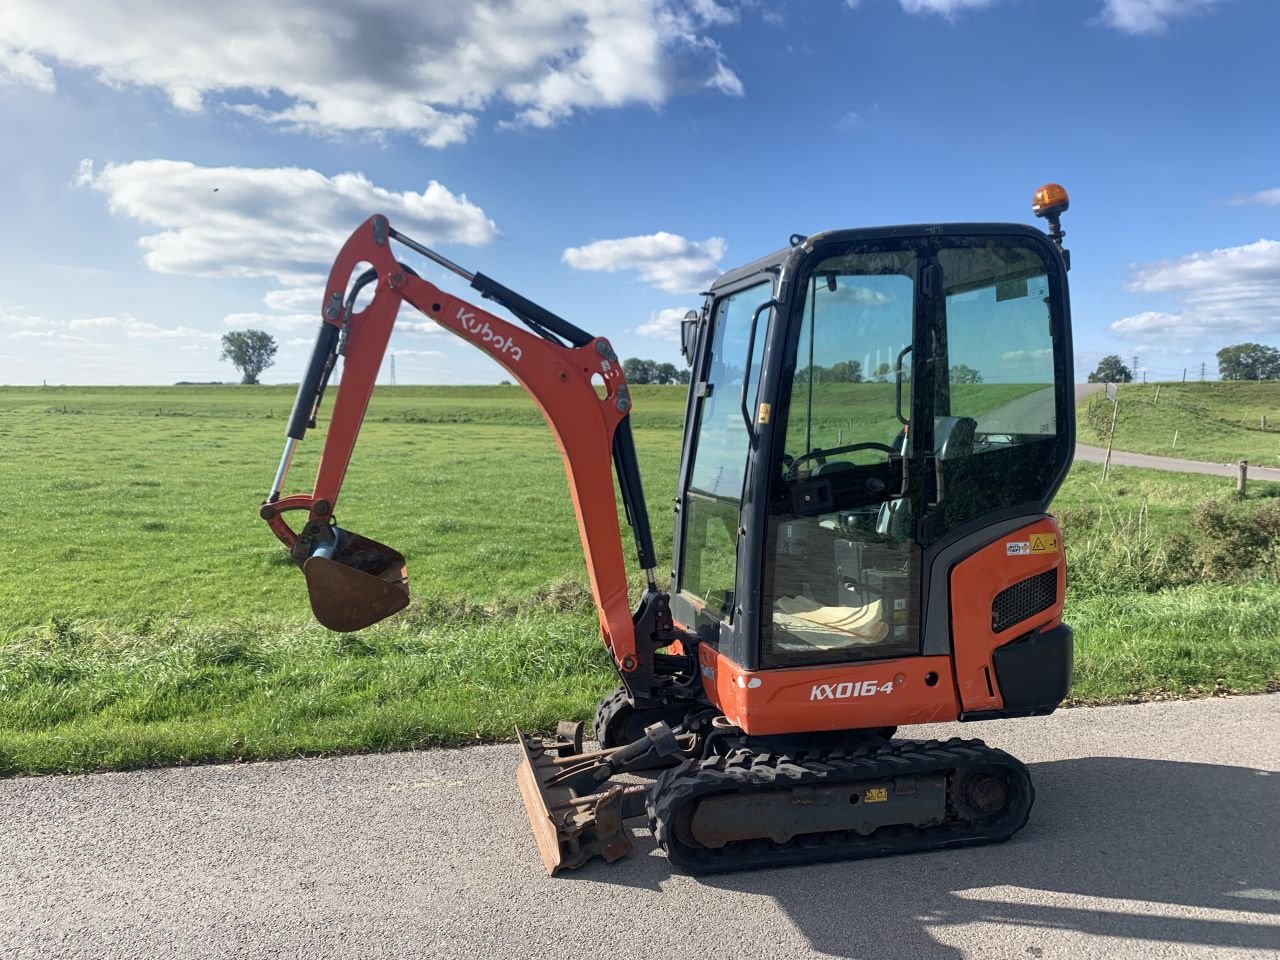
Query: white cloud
563 232 726 294
78 159 498 287
1 309 52 328
835 111 864 131
1231 188 1280 207
263 287 323 314
1 1 740 146
389 349 444 358
1098 0 1218 34
67 313 219 340
11 329 94 344
898 0 1002 15
0 47 55 92
222 312 319 333
1110 239 1280 340
637 307 693 341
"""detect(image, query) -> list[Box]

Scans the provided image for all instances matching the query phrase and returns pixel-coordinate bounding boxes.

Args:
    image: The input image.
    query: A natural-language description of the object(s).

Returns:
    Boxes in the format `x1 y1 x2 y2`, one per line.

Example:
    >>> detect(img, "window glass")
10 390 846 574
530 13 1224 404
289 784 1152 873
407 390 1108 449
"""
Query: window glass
765 250 919 666
932 241 1064 533
681 281 772 614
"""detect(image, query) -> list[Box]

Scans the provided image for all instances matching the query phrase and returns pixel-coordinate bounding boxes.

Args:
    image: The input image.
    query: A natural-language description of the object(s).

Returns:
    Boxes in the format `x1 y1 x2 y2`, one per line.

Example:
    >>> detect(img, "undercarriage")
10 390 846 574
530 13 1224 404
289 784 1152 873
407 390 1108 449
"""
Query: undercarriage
517 698 1033 875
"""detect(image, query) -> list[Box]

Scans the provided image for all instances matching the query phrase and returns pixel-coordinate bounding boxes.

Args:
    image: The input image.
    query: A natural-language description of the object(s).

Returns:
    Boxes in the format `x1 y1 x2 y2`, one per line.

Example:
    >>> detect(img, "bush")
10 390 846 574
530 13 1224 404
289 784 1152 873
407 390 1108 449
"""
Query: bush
1065 497 1280 596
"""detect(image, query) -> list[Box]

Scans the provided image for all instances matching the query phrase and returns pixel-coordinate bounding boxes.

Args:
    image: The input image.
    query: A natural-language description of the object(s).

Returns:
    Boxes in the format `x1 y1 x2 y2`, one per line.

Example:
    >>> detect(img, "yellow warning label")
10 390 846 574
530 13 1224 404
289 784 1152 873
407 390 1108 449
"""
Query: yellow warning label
1029 534 1058 554
757 402 771 424
864 787 889 803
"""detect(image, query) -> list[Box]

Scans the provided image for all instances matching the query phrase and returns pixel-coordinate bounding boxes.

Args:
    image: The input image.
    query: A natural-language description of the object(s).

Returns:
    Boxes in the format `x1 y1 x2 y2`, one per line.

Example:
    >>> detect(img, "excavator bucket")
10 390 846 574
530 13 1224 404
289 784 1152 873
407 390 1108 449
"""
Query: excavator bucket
302 529 409 632
515 724 633 875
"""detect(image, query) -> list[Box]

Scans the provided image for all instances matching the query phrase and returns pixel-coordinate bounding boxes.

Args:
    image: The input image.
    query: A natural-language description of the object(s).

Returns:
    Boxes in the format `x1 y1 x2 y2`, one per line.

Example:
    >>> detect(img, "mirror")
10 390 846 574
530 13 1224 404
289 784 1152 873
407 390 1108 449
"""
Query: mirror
680 310 699 365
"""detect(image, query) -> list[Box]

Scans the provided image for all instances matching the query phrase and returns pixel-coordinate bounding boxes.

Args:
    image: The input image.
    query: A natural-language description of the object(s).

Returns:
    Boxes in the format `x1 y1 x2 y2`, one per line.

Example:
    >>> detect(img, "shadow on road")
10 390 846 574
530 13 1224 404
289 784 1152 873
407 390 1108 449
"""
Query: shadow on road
571 756 1280 958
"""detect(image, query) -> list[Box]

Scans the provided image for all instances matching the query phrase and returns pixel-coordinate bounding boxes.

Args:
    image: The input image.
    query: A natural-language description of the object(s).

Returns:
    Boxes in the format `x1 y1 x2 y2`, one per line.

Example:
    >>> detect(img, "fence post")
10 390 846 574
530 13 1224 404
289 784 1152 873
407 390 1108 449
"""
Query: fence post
1238 460 1248 498
1103 396 1120 482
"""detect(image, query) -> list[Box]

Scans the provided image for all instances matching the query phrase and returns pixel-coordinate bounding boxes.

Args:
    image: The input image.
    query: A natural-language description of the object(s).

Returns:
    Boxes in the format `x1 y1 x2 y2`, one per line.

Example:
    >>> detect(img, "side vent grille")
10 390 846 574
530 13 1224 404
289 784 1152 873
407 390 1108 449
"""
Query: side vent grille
992 569 1057 633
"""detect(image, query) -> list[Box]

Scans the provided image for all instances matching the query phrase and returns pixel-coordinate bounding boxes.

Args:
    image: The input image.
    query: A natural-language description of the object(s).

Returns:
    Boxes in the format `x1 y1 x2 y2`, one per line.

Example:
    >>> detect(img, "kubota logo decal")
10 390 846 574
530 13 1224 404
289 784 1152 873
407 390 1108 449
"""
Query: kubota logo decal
810 680 894 700
456 308 522 362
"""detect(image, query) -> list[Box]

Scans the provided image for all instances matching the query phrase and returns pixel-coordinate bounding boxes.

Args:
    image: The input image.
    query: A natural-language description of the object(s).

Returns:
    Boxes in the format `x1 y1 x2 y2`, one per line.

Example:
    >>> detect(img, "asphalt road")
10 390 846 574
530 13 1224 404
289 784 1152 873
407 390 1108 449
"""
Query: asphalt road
3 696 1278 960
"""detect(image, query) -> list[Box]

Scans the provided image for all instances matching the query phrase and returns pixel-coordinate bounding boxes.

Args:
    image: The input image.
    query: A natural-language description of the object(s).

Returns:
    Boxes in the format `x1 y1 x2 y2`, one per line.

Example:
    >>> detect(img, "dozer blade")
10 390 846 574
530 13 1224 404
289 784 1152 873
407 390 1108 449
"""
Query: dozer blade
302 530 409 632
515 725 632 875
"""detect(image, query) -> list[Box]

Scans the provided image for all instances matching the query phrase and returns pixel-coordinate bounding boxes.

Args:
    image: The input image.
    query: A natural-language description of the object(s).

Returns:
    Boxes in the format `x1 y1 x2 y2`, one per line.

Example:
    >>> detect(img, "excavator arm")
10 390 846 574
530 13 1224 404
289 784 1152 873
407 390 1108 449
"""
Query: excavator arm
259 215 680 702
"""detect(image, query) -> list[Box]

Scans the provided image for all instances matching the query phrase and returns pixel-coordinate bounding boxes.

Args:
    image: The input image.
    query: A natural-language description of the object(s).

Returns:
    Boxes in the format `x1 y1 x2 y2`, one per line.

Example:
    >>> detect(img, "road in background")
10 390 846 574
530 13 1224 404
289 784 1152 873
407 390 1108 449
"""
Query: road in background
3 696 1278 960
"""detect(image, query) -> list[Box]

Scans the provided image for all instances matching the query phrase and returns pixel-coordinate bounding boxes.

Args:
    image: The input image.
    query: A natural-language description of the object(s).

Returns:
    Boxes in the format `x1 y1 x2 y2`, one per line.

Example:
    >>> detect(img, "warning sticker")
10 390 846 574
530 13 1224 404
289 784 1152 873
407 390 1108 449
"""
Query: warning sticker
1006 542 1031 556
1030 534 1058 554
864 787 889 803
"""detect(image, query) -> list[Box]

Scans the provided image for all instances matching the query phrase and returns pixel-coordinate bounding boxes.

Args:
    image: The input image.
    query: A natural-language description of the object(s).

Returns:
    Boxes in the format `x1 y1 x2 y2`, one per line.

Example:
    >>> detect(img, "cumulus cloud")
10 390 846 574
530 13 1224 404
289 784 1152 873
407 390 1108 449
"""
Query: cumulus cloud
1097 0 1219 34
1 1 741 146
1110 239 1280 340
67 314 219 340
563 232 726 294
637 307 693 341
77 159 498 291
1231 188 1280 207
221 312 320 334
898 0 1002 15
0 47 55 92
1 308 52 328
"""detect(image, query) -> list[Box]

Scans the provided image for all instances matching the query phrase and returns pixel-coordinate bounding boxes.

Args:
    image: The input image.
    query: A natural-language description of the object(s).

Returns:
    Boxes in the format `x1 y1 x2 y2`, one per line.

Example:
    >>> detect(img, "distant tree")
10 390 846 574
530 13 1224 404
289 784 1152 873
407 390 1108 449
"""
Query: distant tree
826 359 864 383
949 364 984 385
654 362 680 385
676 369 691 385
623 357 656 384
1087 355 1133 384
872 362 892 383
220 329 277 385
1217 342 1280 381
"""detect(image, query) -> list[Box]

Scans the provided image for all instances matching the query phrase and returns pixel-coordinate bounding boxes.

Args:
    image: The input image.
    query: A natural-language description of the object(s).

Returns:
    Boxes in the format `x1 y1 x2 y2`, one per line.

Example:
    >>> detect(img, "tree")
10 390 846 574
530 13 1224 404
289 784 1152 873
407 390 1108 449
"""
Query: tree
1217 342 1280 381
872 362 892 383
1087 355 1133 384
949 364 983 385
622 357 656 384
654 362 680 385
826 359 863 383
220 329 278 385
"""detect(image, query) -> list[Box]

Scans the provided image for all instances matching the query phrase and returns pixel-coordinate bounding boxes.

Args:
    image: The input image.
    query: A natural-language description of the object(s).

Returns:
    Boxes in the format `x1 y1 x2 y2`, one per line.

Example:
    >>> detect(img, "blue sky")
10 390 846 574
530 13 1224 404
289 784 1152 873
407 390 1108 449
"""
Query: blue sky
2 0 1277 385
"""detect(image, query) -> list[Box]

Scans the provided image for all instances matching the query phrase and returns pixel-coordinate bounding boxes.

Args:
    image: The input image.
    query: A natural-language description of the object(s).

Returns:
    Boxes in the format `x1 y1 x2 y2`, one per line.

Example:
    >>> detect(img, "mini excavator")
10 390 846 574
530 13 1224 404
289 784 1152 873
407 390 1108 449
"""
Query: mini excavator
260 185 1075 874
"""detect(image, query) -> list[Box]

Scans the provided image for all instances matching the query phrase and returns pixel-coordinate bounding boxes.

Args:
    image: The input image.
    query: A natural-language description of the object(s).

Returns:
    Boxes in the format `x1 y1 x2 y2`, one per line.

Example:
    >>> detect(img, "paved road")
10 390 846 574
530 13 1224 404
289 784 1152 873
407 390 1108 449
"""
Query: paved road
3 696 1278 960
1075 444 1280 482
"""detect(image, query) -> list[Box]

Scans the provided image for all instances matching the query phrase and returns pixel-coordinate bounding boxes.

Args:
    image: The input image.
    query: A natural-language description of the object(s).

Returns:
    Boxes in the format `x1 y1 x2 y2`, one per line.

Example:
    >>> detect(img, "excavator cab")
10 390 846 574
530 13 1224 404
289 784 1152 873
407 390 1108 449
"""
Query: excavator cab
673 222 1074 735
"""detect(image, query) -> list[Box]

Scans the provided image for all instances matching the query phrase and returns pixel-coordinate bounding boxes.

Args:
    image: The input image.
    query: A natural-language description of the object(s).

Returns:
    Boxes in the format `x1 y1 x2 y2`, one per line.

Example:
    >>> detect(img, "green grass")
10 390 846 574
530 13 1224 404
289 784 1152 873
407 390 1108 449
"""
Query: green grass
1076 381 1280 466
1 384 1278 775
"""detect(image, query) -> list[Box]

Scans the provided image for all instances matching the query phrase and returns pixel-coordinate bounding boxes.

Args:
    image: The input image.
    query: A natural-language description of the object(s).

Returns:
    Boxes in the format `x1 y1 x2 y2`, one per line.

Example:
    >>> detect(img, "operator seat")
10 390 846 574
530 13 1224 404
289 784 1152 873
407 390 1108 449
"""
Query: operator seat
876 416 977 538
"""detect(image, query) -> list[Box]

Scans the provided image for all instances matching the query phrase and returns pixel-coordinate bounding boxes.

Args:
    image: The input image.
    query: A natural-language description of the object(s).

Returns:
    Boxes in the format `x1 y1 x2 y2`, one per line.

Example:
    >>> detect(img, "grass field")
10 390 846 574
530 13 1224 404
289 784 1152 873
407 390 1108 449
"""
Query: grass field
1076 381 1280 466
2 384 1278 775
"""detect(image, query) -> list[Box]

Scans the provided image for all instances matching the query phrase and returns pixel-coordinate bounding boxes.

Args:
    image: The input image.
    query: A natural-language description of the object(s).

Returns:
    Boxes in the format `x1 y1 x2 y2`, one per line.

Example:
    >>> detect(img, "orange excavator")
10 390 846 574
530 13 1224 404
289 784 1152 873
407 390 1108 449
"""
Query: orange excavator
261 185 1076 874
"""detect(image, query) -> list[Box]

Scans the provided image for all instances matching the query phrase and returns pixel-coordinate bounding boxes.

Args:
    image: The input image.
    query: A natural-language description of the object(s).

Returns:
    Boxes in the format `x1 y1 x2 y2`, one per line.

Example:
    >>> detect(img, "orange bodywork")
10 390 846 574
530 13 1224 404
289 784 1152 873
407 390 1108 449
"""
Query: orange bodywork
949 516 1065 713
691 517 1066 736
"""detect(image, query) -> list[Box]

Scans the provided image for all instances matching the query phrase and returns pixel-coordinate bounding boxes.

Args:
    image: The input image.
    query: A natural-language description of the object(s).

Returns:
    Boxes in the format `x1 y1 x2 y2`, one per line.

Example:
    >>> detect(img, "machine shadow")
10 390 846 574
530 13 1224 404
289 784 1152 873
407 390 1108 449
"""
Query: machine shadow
571 755 1280 959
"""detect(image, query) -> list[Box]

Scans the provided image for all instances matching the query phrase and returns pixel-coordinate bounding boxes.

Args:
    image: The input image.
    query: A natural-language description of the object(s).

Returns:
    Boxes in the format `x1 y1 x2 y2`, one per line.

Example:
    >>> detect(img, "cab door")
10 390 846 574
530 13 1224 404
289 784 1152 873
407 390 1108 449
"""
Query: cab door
758 246 926 669
671 278 774 640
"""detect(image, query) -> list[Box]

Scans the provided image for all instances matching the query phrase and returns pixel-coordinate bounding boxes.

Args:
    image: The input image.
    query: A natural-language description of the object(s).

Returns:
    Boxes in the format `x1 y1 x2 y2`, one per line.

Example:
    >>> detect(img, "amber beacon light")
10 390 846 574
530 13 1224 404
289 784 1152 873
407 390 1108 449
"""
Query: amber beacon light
1032 183 1070 218
1032 182 1070 263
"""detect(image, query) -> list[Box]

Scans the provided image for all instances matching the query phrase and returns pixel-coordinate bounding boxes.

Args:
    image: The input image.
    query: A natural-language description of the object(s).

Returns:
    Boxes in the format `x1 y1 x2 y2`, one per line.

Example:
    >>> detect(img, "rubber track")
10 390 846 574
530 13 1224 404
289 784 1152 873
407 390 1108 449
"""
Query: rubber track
646 737 1033 874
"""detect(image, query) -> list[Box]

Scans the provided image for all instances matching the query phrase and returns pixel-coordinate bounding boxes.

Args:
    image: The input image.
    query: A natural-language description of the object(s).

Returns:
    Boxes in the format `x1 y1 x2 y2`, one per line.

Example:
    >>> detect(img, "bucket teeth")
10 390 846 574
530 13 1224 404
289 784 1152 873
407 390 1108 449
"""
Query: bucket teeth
302 530 409 631
515 726 633 875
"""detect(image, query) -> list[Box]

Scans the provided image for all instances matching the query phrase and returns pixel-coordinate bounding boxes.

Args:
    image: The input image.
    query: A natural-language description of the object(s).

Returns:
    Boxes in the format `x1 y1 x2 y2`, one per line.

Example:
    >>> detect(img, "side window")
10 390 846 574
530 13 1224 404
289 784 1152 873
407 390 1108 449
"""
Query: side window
933 242 1065 533
680 281 772 615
